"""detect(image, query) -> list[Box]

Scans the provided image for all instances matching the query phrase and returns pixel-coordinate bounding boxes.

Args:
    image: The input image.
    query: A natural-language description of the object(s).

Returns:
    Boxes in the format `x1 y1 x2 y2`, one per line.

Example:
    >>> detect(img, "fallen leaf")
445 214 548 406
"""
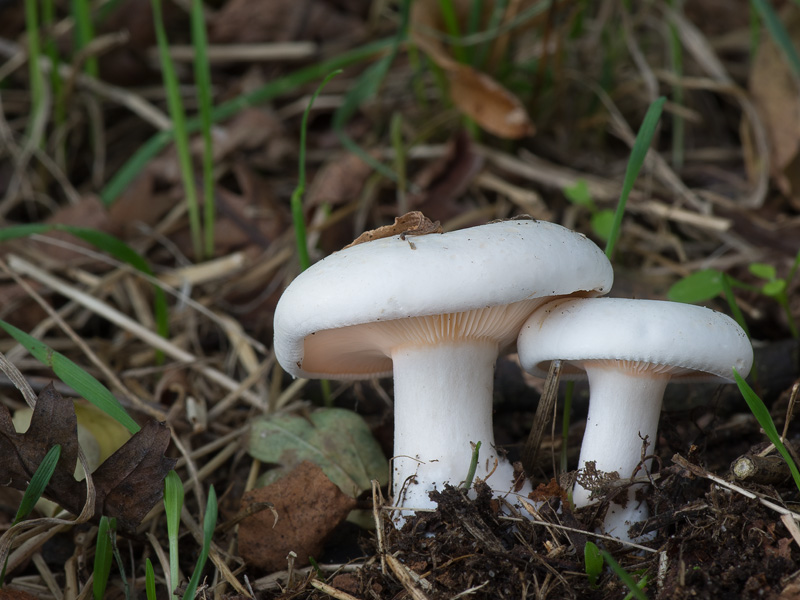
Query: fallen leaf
248 408 388 498
0 383 175 530
410 0 534 139
343 211 442 248
749 6 800 196
238 461 356 572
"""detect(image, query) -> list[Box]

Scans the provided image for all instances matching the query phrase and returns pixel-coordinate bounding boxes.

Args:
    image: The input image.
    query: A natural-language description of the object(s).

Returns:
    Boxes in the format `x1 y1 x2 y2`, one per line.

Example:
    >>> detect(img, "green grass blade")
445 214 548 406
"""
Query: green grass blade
0 224 170 349
93 516 116 600
150 0 203 260
24 0 45 140
291 70 341 271
720 274 751 339
71 0 98 76
734 368 800 492
100 37 396 205
605 96 666 259
182 486 217 600
190 0 216 258
600 549 648 600
13 444 61 525
163 470 184 598
0 319 139 433
752 0 800 77
145 558 157 600
0 444 61 586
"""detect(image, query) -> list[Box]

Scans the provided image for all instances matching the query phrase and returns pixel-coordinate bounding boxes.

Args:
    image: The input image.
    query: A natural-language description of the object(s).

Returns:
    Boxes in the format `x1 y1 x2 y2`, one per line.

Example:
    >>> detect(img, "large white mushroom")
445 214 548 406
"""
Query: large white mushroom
273 219 613 523
517 297 753 541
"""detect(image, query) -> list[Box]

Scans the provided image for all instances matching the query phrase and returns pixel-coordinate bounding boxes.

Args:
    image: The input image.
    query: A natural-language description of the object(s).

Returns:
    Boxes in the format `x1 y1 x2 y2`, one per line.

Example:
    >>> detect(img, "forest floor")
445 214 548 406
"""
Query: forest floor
0 0 799 598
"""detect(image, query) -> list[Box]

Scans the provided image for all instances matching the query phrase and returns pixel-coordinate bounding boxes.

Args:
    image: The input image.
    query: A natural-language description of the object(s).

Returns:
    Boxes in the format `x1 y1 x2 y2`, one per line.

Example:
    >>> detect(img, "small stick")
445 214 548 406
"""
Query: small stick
522 359 562 475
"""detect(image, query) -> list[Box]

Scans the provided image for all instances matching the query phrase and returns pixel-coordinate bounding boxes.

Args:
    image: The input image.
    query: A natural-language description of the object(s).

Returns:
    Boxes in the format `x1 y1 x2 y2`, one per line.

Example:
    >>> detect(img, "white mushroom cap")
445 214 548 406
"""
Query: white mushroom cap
519 297 753 382
517 297 753 541
274 220 614 379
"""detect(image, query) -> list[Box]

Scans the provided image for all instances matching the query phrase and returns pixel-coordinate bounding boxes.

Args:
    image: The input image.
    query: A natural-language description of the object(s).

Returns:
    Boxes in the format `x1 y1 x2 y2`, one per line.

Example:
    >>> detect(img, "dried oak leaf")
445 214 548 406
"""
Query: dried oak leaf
0 383 175 531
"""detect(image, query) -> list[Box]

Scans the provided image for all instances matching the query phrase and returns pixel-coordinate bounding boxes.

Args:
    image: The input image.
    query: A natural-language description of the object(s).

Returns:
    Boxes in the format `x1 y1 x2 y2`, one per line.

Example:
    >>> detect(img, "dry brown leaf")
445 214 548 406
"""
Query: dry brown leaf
448 64 535 139
749 7 800 195
411 0 534 139
343 211 442 248
0 383 175 531
237 461 356 572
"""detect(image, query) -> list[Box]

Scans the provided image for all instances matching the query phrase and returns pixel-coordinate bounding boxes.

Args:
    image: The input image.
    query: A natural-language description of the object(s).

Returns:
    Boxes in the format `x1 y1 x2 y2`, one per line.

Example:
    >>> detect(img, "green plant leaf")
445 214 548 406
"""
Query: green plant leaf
564 180 595 209
0 320 140 433
734 368 800 493
761 279 786 297
248 408 389 497
667 269 725 303
93 516 116 600
584 541 603 588
749 262 777 281
590 210 615 242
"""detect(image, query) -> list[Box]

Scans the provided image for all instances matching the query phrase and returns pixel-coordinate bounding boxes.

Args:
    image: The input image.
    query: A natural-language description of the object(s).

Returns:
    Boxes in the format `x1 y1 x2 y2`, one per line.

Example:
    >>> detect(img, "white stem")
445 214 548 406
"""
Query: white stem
574 365 669 541
391 340 525 520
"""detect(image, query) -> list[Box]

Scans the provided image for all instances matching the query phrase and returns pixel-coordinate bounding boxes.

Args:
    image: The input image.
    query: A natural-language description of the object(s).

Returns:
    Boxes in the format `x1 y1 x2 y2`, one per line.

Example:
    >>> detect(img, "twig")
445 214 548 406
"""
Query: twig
673 454 800 522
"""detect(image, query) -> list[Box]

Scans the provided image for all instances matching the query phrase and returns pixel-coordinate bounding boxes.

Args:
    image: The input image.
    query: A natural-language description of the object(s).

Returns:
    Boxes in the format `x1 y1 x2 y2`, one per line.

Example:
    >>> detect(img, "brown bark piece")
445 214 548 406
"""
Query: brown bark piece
238 461 356 571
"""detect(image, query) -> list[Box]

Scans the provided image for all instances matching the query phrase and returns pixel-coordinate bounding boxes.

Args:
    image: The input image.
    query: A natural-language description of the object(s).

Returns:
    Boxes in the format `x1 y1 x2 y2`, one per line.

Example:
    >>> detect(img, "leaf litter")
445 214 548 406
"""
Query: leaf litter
0 0 799 598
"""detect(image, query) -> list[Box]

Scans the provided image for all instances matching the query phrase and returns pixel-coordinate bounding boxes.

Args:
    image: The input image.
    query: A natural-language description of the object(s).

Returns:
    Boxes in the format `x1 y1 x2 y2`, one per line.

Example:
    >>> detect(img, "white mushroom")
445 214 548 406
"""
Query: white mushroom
273 219 613 523
517 297 753 541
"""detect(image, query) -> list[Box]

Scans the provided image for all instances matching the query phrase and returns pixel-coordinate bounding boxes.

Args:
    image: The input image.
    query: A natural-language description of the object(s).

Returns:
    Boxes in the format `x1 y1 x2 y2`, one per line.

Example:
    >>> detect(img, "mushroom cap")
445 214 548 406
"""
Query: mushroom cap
274 220 613 379
518 297 753 381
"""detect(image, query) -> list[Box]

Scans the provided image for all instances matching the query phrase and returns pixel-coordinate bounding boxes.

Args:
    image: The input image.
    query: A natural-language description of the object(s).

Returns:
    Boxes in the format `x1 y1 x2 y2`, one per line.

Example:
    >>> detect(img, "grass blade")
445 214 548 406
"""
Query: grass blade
93 516 116 600
605 96 666 259
600 549 648 600
752 0 800 77
190 0 216 258
733 368 800 492
100 37 396 205
151 0 203 260
0 319 139 433
182 486 217 600
0 444 61 586
164 470 184 598
145 558 157 600
291 70 341 271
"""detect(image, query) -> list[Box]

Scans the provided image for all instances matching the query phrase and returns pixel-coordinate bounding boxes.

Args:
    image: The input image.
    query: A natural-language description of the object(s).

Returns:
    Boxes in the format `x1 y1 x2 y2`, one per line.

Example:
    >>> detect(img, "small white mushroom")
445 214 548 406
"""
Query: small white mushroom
273 219 613 524
517 297 754 541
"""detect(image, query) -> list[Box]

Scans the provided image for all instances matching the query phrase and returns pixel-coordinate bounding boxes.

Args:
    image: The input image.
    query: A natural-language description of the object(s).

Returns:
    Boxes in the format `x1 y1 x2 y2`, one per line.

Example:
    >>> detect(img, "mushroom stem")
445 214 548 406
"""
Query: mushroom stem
575 364 669 539
391 340 526 520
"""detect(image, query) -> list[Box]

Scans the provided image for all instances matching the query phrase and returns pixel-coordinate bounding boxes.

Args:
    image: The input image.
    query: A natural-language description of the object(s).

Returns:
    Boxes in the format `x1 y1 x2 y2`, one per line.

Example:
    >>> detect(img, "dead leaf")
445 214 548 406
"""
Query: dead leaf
237 461 356 572
343 212 442 248
749 7 800 195
0 383 175 531
411 0 534 139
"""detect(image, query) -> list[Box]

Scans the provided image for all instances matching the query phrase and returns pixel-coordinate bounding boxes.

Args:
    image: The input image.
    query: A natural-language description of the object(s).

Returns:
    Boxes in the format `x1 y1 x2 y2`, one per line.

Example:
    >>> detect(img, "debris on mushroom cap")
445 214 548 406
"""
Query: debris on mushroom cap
343 211 442 248
273 219 614 380
518 297 754 381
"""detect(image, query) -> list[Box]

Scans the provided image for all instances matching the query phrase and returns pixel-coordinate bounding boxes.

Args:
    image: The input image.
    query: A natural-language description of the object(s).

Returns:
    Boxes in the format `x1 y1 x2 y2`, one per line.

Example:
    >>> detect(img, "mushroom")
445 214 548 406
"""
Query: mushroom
517 297 753 541
273 219 613 523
